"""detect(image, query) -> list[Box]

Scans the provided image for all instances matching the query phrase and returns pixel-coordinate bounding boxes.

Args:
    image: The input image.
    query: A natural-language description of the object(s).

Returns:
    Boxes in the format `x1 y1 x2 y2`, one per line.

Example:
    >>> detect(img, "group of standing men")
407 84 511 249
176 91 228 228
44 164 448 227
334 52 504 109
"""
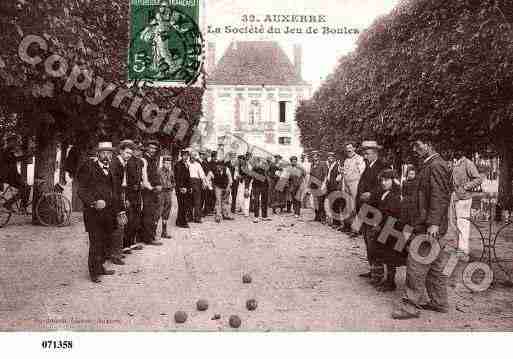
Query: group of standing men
305 138 484 320
76 136 482 321
77 139 174 283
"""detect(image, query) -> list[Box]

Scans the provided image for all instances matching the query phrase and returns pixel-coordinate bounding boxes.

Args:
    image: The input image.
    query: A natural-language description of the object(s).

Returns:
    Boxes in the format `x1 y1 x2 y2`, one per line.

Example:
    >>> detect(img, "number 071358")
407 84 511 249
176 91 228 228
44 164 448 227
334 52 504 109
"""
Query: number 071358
41 340 73 349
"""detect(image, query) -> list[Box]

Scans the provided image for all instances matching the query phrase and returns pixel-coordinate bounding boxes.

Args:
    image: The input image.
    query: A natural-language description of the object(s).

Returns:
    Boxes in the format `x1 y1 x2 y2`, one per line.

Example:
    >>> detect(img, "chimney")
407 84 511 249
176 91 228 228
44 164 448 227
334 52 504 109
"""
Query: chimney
206 42 216 74
293 44 302 79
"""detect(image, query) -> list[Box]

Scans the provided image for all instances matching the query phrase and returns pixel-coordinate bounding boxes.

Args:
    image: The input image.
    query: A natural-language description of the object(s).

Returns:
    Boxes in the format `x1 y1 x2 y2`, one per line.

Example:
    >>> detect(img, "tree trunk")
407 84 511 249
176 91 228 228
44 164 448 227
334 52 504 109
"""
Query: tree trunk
497 138 513 219
20 135 31 183
32 130 57 224
59 142 69 184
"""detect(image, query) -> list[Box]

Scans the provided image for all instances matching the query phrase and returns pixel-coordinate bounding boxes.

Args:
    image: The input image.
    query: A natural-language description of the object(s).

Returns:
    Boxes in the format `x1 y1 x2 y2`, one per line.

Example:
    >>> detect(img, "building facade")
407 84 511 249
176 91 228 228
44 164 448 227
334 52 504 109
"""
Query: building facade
198 41 312 159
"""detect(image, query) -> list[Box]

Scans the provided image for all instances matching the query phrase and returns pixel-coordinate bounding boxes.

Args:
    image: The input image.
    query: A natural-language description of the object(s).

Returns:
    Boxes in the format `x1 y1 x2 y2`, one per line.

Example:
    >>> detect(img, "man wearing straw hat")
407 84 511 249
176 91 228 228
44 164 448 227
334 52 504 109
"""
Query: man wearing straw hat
78 141 126 283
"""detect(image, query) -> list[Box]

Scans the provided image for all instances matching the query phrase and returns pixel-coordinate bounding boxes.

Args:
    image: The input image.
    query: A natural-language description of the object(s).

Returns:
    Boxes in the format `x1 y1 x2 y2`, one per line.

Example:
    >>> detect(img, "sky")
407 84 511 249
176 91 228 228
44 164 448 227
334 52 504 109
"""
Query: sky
203 0 400 90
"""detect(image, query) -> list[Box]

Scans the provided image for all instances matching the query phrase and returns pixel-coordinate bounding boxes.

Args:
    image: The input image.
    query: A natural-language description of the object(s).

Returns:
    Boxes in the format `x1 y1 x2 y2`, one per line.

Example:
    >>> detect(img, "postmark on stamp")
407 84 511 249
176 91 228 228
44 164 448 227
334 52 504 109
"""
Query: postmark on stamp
128 0 204 86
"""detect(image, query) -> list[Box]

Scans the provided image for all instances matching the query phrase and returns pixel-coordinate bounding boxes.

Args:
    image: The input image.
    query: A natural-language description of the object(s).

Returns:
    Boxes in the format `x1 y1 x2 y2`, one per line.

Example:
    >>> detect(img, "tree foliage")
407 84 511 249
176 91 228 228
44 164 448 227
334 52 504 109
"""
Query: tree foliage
0 0 204 149
296 0 513 160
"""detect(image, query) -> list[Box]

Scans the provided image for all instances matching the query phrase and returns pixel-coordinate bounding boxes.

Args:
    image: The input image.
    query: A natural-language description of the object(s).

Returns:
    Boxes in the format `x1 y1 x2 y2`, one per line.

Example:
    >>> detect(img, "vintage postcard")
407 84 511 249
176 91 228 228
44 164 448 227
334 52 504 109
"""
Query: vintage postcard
0 0 512 356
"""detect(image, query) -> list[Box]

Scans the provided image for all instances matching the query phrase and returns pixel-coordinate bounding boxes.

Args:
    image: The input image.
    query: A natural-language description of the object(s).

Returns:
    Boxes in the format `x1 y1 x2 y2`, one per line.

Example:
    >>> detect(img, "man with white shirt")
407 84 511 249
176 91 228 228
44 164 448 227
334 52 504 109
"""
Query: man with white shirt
188 150 208 223
78 141 126 283
140 140 163 246
107 140 135 265
340 142 366 233
451 150 482 258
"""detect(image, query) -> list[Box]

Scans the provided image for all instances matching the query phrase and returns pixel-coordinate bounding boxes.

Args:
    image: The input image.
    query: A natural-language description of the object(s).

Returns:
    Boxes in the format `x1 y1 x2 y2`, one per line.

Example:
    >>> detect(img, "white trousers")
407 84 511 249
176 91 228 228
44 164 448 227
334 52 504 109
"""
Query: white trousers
236 182 252 216
455 197 473 254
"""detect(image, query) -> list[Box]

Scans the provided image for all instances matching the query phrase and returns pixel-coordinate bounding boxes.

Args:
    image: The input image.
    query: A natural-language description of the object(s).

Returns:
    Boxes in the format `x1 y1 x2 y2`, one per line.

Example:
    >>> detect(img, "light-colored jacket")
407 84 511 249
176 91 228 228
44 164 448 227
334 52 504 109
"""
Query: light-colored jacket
452 157 482 200
343 154 366 183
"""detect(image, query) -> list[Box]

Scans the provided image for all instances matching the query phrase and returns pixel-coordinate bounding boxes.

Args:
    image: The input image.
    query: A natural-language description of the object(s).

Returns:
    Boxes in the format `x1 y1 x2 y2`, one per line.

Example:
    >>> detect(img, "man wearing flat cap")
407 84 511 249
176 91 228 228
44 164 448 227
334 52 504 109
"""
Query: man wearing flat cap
140 140 163 245
340 142 366 234
106 140 135 265
269 154 283 212
78 141 126 283
356 140 389 283
158 155 174 238
324 151 343 227
308 150 329 222
125 141 145 252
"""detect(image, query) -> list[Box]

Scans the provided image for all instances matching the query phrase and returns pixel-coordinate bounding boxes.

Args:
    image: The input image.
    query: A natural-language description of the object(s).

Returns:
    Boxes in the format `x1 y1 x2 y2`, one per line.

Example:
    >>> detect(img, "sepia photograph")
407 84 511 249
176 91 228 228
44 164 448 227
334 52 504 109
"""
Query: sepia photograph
0 0 512 356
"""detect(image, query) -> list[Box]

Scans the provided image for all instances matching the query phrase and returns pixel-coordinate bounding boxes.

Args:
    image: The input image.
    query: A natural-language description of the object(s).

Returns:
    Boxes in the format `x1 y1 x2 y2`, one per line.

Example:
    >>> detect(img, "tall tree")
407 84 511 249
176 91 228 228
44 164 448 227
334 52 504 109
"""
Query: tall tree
296 0 513 204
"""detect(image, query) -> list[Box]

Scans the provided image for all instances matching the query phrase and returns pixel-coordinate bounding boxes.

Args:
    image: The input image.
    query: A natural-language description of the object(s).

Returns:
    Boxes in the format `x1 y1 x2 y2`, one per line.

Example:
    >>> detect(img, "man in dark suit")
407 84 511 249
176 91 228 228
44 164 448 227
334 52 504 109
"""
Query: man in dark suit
78 142 126 283
107 140 134 264
175 148 191 228
199 150 210 217
140 140 163 246
205 151 218 215
125 142 144 252
356 140 389 282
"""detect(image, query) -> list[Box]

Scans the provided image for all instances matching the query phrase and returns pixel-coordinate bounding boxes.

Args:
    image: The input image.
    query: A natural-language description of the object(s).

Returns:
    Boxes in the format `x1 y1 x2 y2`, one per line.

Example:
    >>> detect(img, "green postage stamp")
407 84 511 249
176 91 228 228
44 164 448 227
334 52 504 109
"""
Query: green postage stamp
128 0 203 86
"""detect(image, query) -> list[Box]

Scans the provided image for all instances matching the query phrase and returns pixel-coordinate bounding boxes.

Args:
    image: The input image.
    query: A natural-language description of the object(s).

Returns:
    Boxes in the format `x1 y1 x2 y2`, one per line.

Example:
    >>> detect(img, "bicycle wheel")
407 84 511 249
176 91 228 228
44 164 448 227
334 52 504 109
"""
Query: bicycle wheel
36 192 72 227
0 196 12 228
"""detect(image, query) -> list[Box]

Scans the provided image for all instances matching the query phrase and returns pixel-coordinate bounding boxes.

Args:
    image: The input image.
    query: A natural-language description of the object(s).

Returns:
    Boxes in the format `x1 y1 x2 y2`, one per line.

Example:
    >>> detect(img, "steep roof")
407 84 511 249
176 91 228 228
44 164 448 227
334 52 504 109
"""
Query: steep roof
208 41 309 86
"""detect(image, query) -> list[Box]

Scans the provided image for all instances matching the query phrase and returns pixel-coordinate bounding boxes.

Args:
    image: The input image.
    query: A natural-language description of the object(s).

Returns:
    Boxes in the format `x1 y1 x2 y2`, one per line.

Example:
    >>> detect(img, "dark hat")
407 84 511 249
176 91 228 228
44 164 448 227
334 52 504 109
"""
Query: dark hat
145 139 160 148
274 154 282 159
5 134 19 142
119 139 135 150
379 169 397 180
87 147 97 157
181 147 191 154
290 156 298 161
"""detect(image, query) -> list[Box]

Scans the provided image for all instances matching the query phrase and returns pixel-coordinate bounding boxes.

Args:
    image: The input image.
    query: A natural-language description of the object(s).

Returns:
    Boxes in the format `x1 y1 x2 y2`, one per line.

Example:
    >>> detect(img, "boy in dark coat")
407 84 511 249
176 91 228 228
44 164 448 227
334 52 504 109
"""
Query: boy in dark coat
368 169 407 292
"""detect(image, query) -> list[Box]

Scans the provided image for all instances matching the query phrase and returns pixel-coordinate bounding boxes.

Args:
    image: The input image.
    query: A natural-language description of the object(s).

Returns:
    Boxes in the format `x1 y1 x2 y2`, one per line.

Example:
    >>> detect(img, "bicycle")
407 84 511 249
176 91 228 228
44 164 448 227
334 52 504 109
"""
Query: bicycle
460 192 513 286
0 179 72 228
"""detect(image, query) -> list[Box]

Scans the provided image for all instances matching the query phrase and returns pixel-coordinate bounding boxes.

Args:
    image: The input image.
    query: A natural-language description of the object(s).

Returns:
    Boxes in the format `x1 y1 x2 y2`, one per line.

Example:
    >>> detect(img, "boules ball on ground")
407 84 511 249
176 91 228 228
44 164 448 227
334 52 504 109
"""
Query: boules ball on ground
229 315 241 328
246 299 258 311
242 274 252 284
174 311 188 323
196 299 209 311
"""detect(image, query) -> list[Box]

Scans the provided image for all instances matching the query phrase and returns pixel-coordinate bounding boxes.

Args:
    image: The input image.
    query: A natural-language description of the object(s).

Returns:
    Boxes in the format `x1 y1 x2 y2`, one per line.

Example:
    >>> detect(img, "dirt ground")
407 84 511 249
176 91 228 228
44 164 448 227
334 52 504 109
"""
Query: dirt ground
1 206 512 332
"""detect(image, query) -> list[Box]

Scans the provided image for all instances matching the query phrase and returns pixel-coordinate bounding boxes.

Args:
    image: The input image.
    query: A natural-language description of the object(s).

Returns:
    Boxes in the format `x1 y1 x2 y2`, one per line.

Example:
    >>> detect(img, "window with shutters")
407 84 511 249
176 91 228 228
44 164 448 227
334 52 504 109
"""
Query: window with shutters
279 101 287 123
